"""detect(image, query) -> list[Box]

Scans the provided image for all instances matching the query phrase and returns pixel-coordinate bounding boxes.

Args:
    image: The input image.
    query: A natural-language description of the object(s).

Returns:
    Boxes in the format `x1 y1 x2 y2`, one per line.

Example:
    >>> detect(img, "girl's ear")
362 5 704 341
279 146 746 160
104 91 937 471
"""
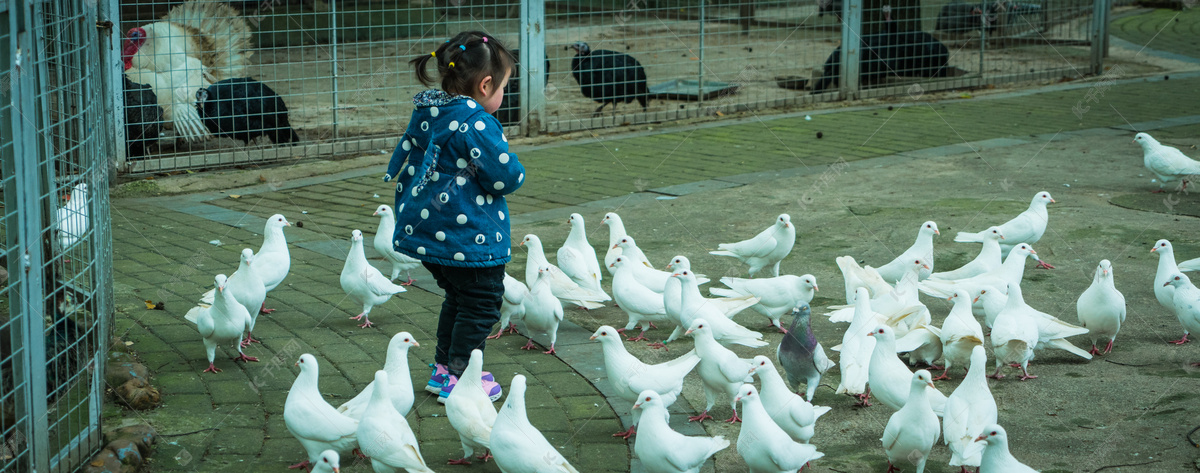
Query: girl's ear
478 74 495 96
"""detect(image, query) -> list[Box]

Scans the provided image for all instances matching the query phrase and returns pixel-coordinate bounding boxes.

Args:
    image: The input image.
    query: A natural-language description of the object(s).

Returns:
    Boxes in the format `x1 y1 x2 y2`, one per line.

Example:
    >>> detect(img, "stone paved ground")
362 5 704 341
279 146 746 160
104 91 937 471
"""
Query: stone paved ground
107 38 1200 473
1112 8 1200 60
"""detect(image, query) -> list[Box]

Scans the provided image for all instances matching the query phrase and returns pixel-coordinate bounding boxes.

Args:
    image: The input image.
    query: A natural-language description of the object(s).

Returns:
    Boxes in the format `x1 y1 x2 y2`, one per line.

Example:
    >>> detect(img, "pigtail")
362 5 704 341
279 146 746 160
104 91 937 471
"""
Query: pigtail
411 31 515 96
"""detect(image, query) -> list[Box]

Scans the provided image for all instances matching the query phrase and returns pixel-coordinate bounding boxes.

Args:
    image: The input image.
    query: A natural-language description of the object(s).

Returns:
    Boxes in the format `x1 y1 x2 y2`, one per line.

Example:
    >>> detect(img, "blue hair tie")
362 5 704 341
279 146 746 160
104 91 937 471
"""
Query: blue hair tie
459 45 466 51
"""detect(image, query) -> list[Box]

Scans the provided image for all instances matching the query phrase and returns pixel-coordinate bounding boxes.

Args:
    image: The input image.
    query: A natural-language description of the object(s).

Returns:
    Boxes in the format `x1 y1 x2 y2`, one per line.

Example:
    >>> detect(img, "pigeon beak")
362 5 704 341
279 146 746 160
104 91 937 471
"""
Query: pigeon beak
589 335 597 340
294 361 299 367
1151 248 1158 253
975 435 988 442
684 329 694 335
926 382 935 389
1050 199 1057 203
333 468 340 473
973 296 980 303
922 264 930 270
632 402 642 410
1103 269 1109 275
1029 249 1037 255
934 229 940 235
519 241 525 247
946 295 954 301
867 332 876 337
612 243 620 249
813 284 819 292
999 235 1005 239
412 341 421 347
734 395 743 402
1164 281 1172 287
608 262 616 268
373 210 379 216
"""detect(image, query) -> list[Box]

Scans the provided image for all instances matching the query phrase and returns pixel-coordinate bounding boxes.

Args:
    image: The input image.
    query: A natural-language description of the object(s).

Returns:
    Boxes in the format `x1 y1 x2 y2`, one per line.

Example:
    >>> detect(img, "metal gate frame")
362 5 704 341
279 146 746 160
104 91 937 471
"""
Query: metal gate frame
3 0 114 470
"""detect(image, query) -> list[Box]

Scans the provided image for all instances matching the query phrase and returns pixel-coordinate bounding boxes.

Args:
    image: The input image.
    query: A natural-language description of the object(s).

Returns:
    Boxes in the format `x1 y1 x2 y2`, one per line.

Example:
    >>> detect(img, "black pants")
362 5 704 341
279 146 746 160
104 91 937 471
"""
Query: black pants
423 262 504 378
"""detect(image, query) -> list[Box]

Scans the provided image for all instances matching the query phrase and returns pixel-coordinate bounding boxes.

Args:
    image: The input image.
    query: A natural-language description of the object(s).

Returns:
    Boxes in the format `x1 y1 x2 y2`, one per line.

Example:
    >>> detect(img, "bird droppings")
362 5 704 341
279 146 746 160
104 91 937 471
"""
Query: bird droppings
295 221 304 228
209 240 221 246
816 132 824 139
888 105 894 110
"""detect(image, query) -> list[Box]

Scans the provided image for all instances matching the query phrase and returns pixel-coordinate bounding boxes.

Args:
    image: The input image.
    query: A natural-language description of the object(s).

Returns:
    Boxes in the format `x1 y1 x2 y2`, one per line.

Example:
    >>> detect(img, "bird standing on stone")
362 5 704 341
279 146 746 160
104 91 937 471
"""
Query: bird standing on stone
522 267 566 354
710 214 796 277
748 355 831 444
835 288 877 405
1134 132 1200 193
557 213 604 293
488 273 529 339
491 374 579 472
975 424 1039 473
602 212 648 273
930 226 1004 281
1076 259 1126 355
868 325 947 416
1153 239 1190 344
252 213 292 314
667 255 759 327
874 221 939 283
355 370 435 473
954 192 1055 268
184 274 257 373
337 332 419 419
590 326 701 439
989 283 1040 380
372 204 421 284
340 230 407 328
711 274 818 333
1165 273 1200 366
777 305 835 401
735 385 825 473
937 290 984 380
685 319 754 424
200 248 265 347
611 256 669 342
943 346 997 472
284 354 358 471
632 390 730 473
672 270 767 348
520 234 610 309
880 370 941 473
445 349 498 465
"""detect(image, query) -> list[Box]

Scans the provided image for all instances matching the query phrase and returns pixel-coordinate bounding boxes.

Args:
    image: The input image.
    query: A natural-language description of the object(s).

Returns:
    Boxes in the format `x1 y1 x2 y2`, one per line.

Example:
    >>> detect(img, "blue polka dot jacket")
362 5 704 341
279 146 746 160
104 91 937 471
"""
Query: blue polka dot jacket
384 90 525 268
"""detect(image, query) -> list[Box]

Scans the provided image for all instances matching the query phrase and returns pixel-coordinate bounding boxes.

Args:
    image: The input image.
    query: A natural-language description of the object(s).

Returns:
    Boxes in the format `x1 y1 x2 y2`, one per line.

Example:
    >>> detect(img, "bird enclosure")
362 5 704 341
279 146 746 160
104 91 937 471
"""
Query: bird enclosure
0 0 114 471
112 0 1110 173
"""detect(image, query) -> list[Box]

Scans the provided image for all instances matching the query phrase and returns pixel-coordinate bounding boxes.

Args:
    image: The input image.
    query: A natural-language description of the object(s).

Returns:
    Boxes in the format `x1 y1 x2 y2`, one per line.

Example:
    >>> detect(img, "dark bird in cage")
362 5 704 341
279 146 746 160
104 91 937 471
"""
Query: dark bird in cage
196 78 301 145
935 2 1001 35
495 49 551 127
123 76 163 159
878 5 951 79
811 30 891 93
568 42 649 117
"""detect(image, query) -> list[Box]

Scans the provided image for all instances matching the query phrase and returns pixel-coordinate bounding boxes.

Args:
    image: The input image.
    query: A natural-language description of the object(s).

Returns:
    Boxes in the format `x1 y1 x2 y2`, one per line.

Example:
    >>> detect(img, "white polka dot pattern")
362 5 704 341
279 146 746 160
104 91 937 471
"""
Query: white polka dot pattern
457 158 468 169
467 100 477 109
411 187 418 197
498 153 509 164
398 203 405 212
420 121 429 131
449 120 459 130
470 148 481 159
438 192 450 203
485 195 493 204
431 172 440 182
454 252 466 261
518 173 524 183
420 209 429 219
498 211 505 220
493 181 505 191
417 247 426 255
495 232 503 242
474 121 486 131
435 231 446 241
475 195 485 205
404 224 414 235
456 214 468 224
458 123 469 133
456 176 467 186
407 165 415 176
401 140 411 151
475 234 485 244
430 106 439 117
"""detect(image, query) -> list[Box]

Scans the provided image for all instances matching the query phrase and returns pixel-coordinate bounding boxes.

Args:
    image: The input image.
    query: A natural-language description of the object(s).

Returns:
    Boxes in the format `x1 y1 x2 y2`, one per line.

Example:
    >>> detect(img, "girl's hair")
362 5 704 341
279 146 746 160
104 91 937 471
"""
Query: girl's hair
410 31 515 97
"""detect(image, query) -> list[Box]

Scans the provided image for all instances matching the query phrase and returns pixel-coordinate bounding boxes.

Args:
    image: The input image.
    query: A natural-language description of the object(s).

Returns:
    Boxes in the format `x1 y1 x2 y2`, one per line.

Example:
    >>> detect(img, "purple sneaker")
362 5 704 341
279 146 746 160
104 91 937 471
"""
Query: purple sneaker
427 363 494 394
437 375 504 403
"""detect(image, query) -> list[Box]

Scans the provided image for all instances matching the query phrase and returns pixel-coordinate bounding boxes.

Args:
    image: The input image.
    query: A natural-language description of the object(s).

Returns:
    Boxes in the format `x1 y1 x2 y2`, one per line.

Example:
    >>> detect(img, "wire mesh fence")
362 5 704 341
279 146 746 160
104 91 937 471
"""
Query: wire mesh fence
115 0 1107 173
1 0 113 470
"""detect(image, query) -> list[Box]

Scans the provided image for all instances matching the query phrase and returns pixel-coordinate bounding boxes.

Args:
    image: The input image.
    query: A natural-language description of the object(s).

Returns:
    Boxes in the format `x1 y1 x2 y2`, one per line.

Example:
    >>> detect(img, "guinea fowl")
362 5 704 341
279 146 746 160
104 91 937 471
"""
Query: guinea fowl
122 76 162 158
197 78 300 145
495 48 551 126
569 42 649 116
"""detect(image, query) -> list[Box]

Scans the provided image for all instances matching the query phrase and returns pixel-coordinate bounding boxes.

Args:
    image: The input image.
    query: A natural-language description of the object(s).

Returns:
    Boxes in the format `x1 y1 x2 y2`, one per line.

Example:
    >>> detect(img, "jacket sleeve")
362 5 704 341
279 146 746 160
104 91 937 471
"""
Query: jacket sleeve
384 115 421 182
460 113 525 196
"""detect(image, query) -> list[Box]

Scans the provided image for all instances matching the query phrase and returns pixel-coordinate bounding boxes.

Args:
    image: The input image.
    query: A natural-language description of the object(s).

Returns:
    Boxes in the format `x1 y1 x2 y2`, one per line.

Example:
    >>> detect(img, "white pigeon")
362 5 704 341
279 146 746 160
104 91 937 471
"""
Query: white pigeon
610 257 670 342
184 274 256 373
55 182 88 251
988 282 1041 380
709 214 796 277
522 267 566 354
489 273 529 339
252 214 292 313
955 192 1055 268
309 450 341 473
667 255 760 324
828 261 930 337
601 212 649 273
671 270 767 348
685 319 755 423
341 229 407 328
943 346 998 471
735 385 825 473
930 226 1005 281
590 326 701 438
874 221 939 283
557 213 604 293
975 424 1039 473
937 290 985 380
355 370 436 473
748 355 830 444
492 375 579 473
1134 132 1200 192
520 234 609 309
868 325 947 416
880 370 941 473
1077 259 1127 355
614 236 708 292
893 324 943 370
633 390 730 473
918 243 1038 301
710 274 818 333
975 286 1008 329
835 255 893 304
1007 282 1093 361
445 349 498 464
372 204 421 284
284 354 359 471
834 288 877 403
1153 239 1191 344
337 332 419 419
1165 273 1200 357
200 248 266 347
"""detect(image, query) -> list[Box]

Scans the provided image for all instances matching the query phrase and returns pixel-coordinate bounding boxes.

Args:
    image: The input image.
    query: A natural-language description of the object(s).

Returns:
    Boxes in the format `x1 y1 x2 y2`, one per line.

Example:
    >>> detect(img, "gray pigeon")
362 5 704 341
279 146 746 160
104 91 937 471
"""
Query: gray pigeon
776 305 835 401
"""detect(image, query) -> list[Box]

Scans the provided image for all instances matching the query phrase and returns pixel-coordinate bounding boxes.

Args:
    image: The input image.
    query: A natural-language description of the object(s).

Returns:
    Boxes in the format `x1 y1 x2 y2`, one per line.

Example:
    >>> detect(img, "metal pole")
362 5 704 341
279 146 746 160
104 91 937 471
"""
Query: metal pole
519 0 545 136
698 0 705 110
839 0 862 99
100 0 126 177
979 0 986 78
330 0 339 140
1090 0 1108 73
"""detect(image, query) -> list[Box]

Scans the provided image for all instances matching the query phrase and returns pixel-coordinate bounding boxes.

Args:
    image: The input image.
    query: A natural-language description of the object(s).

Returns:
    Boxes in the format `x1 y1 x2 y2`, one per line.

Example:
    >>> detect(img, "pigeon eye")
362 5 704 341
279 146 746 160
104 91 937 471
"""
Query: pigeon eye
645 396 651 401
602 331 608 336
991 431 997 436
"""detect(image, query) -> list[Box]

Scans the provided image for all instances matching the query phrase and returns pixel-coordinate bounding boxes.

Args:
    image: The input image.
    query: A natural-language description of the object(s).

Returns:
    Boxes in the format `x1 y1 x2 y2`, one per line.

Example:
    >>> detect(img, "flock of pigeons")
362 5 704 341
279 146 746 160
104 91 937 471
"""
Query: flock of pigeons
175 130 1200 473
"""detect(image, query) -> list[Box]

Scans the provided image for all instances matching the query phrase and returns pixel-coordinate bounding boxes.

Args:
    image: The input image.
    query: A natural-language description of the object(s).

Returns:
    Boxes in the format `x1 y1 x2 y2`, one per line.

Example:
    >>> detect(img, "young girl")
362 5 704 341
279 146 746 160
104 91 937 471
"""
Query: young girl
384 31 523 403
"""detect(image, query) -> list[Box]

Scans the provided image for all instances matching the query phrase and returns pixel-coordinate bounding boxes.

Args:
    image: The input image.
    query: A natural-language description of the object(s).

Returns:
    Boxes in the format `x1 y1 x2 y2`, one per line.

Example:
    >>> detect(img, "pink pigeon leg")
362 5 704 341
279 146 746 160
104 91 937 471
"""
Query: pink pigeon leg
725 412 741 423
1169 333 1190 345
926 363 944 371
233 353 259 363
626 330 650 342
988 366 1006 379
1035 260 1055 269
485 331 504 340
1088 344 1100 356
475 451 493 462
688 411 714 423
1018 364 1037 381
506 323 520 334
350 313 374 328
401 276 416 286
543 344 556 355
612 425 636 439
287 460 311 471
520 340 538 351
240 333 262 347
854 390 872 407
260 303 276 314
352 448 367 459
646 341 667 350
447 458 472 465
1103 339 1115 354
202 363 222 374
932 368 951 381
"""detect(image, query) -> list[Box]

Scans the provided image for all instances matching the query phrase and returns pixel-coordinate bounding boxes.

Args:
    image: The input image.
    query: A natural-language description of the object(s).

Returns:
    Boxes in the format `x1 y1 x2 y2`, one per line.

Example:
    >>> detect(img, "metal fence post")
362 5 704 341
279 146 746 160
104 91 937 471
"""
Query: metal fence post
330 0 340 140
519 0 545 136
100 0 125 179
839 0 863 100
1090 0 1109 74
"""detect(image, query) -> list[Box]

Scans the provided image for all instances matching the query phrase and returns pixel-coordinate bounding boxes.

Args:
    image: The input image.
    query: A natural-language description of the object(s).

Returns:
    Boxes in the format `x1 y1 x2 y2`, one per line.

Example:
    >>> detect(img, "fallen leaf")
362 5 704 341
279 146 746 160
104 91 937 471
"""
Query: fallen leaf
229 194 241 199
958 93 973 99
124 341 134 346
144 300 156 310
258 175 267 183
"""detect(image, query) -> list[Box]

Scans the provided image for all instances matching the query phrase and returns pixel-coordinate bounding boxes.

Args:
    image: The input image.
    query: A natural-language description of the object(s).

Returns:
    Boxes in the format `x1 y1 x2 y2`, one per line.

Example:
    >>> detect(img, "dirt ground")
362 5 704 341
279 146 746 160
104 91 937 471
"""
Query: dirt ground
148 5 1180 158
508 131 1200 473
